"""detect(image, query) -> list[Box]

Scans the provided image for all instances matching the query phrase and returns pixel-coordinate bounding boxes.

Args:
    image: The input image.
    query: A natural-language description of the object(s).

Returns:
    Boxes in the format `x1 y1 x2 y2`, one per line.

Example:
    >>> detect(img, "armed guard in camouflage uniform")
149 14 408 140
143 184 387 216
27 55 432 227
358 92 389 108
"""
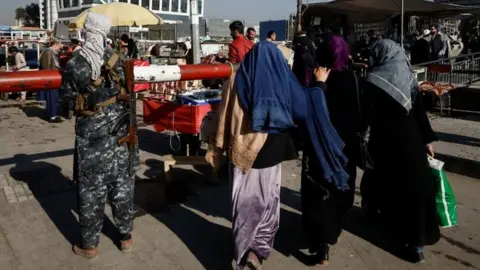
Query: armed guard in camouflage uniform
60 12 136 259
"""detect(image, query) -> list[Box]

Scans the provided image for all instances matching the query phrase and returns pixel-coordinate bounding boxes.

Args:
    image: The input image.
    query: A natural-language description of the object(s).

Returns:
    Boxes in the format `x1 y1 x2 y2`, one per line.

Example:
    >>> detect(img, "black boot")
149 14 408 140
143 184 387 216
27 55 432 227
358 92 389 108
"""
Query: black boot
404 245 425 263
412 246 425 263
414 251 426 263
313 244 329 265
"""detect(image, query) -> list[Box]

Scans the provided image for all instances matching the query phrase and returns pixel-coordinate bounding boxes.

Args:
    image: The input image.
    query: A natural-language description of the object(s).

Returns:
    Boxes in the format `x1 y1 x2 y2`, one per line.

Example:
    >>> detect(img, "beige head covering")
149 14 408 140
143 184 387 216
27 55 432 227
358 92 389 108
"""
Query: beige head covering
79 12 112 80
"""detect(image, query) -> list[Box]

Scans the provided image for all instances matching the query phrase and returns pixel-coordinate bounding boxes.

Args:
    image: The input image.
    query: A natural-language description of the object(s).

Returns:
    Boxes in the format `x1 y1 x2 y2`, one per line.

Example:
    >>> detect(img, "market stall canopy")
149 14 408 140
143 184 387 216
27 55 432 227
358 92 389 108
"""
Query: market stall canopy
333 0 459 12
304 0 474 23
304 1 388 23
69 2 163 29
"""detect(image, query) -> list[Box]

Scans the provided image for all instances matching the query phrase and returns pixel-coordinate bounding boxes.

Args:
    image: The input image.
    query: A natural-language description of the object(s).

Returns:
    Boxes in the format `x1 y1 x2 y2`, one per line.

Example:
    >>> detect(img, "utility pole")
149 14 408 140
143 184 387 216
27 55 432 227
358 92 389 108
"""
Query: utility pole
296 0 303 33
400 0 404 48
190 0 201 64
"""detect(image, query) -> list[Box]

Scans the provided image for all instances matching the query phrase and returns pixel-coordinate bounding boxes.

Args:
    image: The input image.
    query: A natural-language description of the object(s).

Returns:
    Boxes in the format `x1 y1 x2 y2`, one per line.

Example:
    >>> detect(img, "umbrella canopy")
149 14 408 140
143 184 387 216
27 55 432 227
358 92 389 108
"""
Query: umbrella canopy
69 2 163 29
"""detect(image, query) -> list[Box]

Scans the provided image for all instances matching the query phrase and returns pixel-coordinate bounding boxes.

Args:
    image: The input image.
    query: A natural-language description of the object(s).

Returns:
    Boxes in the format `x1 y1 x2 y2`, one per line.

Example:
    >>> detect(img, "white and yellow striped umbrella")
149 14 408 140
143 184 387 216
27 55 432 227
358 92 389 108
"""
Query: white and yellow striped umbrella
69 2 163 29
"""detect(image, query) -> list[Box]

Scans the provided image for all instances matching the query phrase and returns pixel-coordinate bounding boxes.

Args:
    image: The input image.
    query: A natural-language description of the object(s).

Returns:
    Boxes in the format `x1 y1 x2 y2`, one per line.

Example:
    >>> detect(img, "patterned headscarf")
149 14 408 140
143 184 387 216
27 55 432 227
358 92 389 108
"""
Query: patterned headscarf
79 12 112 80
367 39 417 112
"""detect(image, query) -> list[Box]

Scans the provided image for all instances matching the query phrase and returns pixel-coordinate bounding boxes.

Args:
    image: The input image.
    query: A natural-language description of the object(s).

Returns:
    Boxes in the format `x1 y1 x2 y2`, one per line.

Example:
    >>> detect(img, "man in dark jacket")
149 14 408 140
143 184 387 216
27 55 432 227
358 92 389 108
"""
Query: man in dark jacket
121 34 139 59
38 40 63 122
411 30 431 65
429 24 447 61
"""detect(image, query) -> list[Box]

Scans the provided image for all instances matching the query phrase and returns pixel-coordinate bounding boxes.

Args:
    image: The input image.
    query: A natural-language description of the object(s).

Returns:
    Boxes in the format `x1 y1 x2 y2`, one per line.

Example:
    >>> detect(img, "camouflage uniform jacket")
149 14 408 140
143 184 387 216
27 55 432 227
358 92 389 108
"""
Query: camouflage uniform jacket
60 49 132 185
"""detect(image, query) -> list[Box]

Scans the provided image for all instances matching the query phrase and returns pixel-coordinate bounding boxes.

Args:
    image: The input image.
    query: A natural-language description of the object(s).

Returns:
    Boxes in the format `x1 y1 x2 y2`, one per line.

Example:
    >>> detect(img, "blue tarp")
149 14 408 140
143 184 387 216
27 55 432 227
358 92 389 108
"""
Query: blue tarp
260 20 288 41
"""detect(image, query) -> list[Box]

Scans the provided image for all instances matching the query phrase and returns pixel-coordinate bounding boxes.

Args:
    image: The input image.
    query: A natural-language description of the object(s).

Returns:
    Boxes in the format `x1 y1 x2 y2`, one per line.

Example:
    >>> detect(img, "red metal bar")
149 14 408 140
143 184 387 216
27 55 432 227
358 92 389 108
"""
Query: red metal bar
179 64 232 81
0 64 233 93
0 70 62 92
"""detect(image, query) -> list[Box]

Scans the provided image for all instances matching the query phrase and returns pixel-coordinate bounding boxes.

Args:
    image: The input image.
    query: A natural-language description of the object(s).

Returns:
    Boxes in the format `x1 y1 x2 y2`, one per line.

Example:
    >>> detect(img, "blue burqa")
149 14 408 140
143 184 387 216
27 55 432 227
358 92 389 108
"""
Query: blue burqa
235 41 349 190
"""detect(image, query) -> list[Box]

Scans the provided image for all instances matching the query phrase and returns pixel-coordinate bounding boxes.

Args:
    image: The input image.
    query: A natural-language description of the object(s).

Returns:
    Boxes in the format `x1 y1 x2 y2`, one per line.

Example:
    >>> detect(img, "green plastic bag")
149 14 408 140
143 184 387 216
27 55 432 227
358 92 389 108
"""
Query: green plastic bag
428 157 458 228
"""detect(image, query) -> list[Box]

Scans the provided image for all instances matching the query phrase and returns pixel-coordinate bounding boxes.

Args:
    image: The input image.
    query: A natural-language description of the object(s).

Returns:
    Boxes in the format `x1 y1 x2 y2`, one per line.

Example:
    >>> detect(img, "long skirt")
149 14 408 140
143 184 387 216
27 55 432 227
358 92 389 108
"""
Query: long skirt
301 142 357 249
37 89 59 118
230 164 281 269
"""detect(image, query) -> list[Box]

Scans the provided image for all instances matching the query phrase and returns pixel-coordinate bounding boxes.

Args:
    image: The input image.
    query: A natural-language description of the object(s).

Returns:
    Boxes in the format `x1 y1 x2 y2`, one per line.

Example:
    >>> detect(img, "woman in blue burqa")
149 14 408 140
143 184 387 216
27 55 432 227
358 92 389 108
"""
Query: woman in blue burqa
360 39 440 263
207 41 349 269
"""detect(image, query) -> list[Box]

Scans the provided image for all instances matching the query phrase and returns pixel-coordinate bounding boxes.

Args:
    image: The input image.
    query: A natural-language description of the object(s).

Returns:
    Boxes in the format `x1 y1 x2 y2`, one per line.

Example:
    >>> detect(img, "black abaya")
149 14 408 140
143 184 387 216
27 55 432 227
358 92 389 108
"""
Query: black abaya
301 70 359 248
360 82 440 247
301 141 357 247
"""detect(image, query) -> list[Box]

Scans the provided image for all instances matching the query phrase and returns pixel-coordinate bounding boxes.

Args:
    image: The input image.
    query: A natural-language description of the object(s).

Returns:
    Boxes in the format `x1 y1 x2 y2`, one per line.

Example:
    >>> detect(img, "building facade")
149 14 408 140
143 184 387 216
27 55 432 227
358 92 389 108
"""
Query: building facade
39 0 205 35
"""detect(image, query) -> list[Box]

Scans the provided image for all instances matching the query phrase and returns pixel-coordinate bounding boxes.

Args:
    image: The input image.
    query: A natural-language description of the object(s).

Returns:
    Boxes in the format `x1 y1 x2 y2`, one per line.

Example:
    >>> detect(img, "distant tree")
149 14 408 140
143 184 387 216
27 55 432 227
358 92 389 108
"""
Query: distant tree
15 7 26 21
24 3 40 27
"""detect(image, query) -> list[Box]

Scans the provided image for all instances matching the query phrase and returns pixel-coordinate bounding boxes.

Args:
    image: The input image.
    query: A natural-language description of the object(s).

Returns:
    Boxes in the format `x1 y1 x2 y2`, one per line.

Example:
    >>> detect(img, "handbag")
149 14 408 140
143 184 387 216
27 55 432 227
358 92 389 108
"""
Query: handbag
353 72 374 170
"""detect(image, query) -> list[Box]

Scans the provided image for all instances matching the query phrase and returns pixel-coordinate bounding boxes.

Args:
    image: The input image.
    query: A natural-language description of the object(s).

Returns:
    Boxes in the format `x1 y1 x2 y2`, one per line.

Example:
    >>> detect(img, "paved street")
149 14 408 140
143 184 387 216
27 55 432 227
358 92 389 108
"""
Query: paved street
0 103 479 270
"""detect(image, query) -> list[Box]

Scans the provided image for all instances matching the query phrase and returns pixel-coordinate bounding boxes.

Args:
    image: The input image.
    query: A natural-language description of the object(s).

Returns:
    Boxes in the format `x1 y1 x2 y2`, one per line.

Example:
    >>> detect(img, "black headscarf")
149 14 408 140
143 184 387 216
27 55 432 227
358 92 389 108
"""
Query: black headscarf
367 39 418 112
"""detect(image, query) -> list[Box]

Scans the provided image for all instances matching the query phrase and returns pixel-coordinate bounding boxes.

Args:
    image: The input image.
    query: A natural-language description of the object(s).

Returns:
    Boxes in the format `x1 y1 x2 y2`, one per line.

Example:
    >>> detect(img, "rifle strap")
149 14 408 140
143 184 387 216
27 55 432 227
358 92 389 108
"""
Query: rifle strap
76 96 118 117
76 53 124 117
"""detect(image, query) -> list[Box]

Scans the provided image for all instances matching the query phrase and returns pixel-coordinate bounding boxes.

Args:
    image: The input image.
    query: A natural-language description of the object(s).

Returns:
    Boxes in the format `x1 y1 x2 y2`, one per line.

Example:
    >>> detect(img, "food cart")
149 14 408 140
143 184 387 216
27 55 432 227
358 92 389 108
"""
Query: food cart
141 42 226 155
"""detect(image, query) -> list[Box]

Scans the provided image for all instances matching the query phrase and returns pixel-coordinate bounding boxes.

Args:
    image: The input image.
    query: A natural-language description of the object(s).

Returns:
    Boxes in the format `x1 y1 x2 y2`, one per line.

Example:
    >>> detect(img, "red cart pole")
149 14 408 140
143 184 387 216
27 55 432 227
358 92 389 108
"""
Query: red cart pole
0 64 234 93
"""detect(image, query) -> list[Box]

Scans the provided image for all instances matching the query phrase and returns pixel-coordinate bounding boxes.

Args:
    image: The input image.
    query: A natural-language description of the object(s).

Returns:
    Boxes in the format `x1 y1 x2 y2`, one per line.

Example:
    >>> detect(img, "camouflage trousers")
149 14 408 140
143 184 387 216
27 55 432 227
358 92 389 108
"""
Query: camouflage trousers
74 105 137 248
78 174 135 248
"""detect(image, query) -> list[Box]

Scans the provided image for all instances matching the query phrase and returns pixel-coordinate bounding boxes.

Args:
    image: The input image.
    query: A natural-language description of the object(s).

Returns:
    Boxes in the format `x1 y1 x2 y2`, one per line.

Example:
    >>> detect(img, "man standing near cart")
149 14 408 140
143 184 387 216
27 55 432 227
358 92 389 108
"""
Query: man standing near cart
228 21 254 64
430 24 448 61
8 46 27 101
60 12 136 259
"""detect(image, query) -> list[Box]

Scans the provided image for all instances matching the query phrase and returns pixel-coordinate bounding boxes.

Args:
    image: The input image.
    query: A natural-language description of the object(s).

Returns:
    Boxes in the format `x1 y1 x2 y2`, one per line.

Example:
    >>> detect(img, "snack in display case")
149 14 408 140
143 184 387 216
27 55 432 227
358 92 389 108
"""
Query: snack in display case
177 89 222 105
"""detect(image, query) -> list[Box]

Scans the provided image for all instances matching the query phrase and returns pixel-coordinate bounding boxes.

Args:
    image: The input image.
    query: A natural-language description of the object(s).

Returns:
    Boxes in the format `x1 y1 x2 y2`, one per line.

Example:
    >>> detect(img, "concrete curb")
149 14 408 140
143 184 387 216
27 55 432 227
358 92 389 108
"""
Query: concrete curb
436 153 480 179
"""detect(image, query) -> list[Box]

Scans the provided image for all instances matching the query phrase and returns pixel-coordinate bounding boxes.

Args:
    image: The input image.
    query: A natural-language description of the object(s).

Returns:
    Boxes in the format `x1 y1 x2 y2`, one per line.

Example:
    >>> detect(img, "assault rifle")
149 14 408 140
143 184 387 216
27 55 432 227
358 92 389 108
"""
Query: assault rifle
118 59 137 178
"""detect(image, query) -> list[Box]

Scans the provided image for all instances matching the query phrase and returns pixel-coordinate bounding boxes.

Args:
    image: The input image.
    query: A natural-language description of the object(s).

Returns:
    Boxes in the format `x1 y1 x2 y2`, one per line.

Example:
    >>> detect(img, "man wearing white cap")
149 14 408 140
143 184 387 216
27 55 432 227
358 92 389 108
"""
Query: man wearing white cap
412 29 432 65
60 11 136 258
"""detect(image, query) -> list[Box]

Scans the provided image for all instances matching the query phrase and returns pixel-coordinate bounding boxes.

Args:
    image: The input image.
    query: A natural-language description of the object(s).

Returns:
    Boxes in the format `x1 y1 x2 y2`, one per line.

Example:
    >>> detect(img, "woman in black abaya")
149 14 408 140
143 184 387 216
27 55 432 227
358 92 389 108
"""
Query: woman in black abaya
360 39 440 263
300 34 359 265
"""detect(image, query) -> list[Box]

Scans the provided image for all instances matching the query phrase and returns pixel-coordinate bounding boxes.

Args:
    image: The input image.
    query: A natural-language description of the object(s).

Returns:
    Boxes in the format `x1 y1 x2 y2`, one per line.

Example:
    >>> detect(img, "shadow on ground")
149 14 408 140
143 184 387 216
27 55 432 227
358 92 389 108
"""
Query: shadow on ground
137 163 233 269
4 152 423 269
8 156 120 248
137 129 182 157
435 153 480 179
20 105 48 122
436 131 480 148
137 160 310 269
279 186 413 264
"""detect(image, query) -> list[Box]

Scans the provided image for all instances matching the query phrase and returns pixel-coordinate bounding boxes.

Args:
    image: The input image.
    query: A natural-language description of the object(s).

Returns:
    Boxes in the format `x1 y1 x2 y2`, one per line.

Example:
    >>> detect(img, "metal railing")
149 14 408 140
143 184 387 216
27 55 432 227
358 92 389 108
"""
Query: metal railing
412 52 480 85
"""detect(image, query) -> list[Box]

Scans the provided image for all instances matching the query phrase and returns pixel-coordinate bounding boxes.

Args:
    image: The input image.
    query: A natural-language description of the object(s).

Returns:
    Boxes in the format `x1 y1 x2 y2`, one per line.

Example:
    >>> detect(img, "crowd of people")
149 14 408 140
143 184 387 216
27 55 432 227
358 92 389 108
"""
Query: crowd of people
207 20 440 269
349 24 465 66
0 13 441 270
410 24 450 65
1 31 141 122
